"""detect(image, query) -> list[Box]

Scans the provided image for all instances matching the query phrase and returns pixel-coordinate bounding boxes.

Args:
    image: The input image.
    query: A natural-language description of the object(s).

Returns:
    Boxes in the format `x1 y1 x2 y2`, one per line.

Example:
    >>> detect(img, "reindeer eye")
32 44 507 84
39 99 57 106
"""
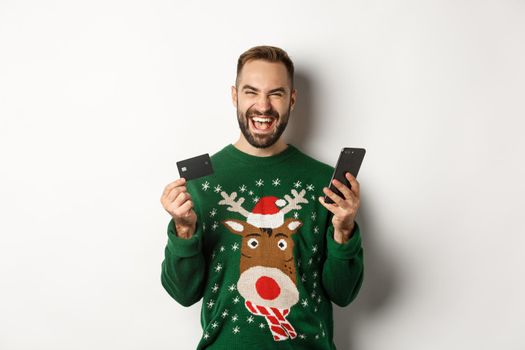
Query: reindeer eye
247 238 259 249
277 239 287 251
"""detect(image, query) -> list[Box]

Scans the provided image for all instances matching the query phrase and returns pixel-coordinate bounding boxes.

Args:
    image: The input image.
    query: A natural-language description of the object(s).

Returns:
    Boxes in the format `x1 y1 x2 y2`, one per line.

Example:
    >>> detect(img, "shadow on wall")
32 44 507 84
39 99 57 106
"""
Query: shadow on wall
285 70 317 148
333 198 399 350
287 69 400 350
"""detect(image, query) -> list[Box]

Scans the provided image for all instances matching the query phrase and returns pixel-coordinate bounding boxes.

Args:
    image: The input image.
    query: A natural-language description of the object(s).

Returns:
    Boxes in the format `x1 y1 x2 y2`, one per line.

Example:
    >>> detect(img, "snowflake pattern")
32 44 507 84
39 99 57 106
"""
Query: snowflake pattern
231 242 239 251
252 196 259 203
201 181 210 191
232 326 240 334
272 178 281 186
207 299 215 309
247 316 254 323
214 263 223 272
239 184 247 193
209 208 217 217
293 180 302 188
212 283 219 293
214 184 222 193
255 179 264 187
212 221 219 231
228 284 236 292
306 184 315 191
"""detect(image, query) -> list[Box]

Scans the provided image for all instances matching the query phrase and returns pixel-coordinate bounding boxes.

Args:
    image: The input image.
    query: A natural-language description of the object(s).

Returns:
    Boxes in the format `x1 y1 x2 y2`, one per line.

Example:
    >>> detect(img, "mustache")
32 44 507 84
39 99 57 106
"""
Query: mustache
247 107 279 119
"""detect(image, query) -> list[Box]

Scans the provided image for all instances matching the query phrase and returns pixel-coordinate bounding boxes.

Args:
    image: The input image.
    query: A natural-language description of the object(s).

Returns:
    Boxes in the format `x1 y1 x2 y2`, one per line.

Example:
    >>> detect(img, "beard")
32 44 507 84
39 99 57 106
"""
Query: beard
236 104 291 149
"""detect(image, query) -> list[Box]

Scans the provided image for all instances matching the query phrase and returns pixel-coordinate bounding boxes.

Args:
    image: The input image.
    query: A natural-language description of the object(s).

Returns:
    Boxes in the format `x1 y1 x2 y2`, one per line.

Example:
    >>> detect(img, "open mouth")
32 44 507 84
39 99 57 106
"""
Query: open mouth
250 116 276 132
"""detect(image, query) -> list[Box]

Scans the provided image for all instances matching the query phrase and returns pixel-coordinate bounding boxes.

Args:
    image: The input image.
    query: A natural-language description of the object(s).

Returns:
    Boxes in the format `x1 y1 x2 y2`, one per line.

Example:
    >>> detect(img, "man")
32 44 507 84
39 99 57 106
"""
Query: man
160 46 364 349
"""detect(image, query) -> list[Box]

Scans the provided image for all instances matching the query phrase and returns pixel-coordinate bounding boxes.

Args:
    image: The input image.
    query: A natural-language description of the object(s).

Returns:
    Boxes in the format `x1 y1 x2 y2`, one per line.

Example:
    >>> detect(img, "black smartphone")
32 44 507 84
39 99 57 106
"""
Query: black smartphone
324 148 366 204
176 153 214 181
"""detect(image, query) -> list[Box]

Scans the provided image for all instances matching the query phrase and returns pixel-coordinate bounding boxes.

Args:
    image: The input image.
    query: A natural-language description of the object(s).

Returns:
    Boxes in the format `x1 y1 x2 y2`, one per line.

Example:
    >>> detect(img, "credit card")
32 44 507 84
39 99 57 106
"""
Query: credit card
176 153 214 181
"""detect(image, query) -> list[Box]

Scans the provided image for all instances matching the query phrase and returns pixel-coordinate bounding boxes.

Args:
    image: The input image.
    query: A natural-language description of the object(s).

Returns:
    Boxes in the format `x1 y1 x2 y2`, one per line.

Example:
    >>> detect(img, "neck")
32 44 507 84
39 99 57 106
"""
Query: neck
233 134 288 157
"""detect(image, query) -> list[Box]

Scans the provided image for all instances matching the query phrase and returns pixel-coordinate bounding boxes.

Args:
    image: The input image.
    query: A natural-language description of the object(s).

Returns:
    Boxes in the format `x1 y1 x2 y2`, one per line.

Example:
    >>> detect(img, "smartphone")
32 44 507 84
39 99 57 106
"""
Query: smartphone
324 148 366 204
176 153 214 181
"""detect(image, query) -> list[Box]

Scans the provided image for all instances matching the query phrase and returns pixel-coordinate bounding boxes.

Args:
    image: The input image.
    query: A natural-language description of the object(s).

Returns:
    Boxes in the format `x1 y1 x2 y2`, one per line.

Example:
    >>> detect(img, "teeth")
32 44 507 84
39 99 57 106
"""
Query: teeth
252 117 273 123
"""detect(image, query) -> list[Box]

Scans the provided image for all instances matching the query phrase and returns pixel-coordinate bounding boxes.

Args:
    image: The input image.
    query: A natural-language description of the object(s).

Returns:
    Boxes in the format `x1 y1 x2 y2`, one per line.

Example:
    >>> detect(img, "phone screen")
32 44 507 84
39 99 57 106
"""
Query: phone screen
324 148 365 204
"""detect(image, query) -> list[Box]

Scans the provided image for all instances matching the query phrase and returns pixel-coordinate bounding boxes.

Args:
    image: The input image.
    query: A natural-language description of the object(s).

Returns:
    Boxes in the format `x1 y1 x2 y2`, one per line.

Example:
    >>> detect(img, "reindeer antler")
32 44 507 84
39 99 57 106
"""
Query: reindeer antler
280 189 309 214
218 191 251 218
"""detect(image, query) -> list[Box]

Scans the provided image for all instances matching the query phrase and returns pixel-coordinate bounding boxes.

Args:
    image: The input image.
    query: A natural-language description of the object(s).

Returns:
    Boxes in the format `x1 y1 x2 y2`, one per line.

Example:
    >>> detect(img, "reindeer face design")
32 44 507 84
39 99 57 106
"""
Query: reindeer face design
223 218 303 310
218 190 309 341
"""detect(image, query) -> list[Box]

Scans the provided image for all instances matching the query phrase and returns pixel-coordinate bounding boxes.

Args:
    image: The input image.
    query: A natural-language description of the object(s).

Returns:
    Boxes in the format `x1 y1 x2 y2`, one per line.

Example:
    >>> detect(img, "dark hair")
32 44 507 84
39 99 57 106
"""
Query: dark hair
236 46 295 87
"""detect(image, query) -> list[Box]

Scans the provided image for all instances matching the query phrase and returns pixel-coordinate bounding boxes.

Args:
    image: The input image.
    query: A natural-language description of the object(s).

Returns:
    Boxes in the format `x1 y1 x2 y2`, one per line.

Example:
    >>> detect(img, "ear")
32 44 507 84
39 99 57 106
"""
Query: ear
283 217 303 235
222 219 247 235
290 88 297 111
231 85 238 107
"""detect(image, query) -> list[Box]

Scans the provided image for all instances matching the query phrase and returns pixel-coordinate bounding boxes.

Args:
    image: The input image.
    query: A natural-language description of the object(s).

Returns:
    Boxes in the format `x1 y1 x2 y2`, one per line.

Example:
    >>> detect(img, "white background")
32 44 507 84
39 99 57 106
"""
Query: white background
1 1 524 349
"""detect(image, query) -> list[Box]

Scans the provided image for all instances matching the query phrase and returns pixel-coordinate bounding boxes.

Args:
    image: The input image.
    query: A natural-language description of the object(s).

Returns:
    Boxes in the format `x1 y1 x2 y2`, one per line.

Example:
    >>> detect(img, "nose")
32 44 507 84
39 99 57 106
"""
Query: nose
255 276 281 300
255 94 271 112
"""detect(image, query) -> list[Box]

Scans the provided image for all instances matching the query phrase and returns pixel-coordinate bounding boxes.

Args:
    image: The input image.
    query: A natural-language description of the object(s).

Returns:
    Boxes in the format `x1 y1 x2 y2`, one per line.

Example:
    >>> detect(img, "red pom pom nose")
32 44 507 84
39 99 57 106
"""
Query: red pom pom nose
255 276 281 300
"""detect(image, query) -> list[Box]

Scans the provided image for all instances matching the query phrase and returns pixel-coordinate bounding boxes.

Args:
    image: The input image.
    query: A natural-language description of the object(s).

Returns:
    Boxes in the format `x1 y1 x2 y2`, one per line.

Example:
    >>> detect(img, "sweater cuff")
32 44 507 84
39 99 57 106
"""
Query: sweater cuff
326 222 362 260
166 219 202 258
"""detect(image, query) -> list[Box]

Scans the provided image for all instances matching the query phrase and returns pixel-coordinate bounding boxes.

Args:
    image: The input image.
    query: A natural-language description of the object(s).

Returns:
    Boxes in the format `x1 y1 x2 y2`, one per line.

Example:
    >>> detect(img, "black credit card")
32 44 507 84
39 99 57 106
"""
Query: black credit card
176 153 214 181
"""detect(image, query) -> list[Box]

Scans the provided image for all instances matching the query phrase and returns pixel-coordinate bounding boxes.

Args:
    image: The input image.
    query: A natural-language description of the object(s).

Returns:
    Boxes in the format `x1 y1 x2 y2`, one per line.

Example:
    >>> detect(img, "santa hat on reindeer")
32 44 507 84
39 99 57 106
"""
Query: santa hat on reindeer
247 196 287 229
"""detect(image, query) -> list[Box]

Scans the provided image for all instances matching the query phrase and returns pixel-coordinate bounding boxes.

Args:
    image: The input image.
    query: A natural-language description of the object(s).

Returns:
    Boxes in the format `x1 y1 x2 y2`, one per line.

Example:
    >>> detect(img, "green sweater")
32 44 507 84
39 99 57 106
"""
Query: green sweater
161 144 364 349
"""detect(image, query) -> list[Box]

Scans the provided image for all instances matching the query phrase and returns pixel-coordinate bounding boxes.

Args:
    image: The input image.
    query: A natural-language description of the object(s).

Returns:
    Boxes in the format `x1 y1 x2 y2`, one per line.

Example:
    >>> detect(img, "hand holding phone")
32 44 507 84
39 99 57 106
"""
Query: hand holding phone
324 148 365 204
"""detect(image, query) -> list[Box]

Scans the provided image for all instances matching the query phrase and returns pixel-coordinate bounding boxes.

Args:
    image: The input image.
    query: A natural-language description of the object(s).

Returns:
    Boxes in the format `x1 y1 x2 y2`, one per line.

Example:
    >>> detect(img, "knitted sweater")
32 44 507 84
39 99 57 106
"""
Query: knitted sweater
161 144 364 349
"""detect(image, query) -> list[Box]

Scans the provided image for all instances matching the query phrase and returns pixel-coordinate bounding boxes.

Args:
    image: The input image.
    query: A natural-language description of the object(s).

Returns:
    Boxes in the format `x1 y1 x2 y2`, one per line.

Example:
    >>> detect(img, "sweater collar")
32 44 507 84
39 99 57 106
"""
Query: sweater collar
222 143 298 166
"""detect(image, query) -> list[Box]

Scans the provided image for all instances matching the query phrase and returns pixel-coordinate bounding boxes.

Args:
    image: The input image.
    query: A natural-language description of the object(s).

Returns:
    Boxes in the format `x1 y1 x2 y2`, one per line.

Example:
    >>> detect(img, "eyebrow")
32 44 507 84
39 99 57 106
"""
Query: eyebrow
246 233 261 238
241 85 287 94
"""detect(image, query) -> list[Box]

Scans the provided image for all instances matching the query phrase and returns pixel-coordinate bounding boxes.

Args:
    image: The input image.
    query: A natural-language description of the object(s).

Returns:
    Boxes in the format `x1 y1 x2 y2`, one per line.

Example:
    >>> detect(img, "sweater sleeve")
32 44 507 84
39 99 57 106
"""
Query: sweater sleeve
321 222 364 307
161 219 206 307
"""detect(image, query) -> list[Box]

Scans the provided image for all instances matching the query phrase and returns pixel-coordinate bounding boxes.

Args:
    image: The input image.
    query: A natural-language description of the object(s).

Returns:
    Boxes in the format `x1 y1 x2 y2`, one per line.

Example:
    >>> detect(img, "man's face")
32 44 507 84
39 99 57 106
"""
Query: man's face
232 60 296 149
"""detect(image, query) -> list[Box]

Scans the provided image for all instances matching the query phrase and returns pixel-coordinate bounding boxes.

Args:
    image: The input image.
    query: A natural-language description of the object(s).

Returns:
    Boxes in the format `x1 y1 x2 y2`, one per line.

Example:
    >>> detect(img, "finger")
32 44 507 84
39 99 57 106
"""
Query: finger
318 196 337 215
172 199 194 218
173 191 191 208
166 186 187 202
345 172 360 197
162 178 186 197
331 178 353 200
323 186 347 207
